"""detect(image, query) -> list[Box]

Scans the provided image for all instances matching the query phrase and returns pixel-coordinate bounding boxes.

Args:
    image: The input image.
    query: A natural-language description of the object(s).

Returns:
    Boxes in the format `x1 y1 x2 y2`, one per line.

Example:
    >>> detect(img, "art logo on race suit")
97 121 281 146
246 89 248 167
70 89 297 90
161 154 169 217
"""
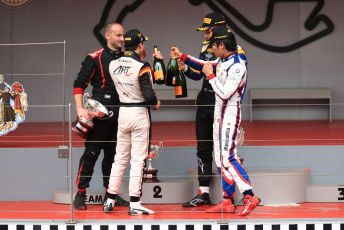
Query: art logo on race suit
0 75 28 136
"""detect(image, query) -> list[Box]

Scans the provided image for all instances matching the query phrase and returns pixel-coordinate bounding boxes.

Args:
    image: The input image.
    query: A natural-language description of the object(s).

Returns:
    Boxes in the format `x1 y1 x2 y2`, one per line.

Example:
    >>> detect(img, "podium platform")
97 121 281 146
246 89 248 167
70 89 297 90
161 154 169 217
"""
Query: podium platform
54 168 309 205
207 168 309 205
54 179 195 204
307 184 344 202
2 121 344 226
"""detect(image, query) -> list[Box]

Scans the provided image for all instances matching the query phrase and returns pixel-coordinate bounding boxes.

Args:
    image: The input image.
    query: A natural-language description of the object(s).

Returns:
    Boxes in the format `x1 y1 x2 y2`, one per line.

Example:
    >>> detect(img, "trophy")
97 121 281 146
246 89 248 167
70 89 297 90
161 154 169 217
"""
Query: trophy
72 93 113 139
237 127 245 164
237 127 245 146
143 142 163 183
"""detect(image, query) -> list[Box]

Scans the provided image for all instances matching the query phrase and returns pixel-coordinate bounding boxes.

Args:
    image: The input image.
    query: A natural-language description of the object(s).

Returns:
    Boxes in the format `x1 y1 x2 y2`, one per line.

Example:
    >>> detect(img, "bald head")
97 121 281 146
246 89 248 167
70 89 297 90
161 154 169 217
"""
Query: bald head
105 22 124 51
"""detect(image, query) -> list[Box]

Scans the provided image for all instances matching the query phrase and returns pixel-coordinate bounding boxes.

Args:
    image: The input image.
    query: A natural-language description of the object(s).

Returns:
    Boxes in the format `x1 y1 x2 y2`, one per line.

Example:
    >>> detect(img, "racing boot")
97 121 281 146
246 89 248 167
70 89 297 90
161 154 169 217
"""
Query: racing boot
73 191 87 210
183 192 211 207
103 193 129 207
129 201 155 215
103 198 115 213
114 195 129 207
239 195 261 216
206 198 236 213
103 195 129 212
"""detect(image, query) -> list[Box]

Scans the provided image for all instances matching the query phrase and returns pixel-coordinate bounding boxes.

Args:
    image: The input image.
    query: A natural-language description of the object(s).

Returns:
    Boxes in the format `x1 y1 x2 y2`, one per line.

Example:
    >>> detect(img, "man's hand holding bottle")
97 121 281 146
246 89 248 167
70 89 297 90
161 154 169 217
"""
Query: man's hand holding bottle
153 50 164 60
170 47 187 71
170 47 182 59
152 46 166 85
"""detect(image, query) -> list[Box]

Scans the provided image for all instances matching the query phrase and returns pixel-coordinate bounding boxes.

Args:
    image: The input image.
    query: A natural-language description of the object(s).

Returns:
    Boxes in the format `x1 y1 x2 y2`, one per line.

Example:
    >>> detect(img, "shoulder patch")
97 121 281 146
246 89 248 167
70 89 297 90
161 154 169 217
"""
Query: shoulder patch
88 48 104 59
229 63 246 77
139 66 153 78
237 45 247 55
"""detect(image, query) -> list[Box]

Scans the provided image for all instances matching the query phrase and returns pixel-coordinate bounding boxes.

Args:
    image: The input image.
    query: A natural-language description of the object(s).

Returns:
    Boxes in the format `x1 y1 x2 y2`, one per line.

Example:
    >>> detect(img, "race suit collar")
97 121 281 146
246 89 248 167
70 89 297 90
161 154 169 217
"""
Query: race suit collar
221 51 237 62
123 50 141 61
105 45 123 56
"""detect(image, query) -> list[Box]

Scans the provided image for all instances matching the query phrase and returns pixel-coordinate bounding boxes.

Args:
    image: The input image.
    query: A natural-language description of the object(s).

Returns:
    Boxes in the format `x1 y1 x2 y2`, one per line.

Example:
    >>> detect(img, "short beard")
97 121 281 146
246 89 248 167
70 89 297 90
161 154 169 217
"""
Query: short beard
111 41 123 50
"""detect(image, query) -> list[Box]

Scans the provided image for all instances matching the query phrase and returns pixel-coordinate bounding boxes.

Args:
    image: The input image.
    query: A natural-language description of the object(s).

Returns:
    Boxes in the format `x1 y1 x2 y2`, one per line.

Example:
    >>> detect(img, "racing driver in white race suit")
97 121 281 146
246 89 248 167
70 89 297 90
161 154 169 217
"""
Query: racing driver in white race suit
171 26 260 216
103 29 161 215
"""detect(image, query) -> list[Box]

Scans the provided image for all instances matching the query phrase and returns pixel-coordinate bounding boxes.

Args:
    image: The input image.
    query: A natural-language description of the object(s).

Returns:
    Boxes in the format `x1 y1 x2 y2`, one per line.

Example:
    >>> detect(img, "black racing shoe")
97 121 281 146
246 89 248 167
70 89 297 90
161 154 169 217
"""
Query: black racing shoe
114 195 129 207
73 192 87 210
105 193 130 207
183 193 211 207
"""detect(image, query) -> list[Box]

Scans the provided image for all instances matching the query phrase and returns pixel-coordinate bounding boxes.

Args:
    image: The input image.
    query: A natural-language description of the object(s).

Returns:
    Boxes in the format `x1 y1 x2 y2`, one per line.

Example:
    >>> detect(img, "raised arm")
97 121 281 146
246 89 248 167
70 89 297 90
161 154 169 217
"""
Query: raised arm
178 59 203 81
171 47 218 73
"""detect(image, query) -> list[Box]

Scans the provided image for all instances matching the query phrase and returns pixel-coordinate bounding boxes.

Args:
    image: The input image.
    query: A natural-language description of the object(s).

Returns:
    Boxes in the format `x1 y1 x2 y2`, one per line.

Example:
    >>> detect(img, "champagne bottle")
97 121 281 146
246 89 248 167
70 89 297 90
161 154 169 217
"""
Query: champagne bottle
166 55 179 86
175 70 188 98
153 45 166 85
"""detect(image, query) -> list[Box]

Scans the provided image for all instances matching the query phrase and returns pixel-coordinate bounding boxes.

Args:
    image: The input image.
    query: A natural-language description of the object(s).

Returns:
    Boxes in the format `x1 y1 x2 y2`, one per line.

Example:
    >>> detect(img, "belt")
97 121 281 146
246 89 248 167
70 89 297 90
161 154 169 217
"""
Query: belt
120 102 147 107
203 88 214 93
92 89 118 100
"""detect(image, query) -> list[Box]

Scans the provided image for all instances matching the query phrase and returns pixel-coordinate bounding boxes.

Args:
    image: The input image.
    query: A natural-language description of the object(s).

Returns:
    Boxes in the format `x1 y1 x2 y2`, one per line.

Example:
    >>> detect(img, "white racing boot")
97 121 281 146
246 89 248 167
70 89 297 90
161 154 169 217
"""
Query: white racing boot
103 198 115 213
129 201 155 215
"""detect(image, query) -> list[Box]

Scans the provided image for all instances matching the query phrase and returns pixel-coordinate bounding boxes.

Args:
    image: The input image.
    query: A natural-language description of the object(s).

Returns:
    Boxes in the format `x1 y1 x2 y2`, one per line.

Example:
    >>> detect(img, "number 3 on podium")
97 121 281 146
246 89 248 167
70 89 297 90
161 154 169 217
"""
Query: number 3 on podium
338 187 344 200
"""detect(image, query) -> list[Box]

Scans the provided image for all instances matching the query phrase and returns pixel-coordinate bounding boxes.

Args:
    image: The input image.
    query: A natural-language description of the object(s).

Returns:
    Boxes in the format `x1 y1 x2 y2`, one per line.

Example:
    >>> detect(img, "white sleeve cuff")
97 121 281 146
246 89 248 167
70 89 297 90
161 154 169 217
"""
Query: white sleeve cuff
183 65 189 73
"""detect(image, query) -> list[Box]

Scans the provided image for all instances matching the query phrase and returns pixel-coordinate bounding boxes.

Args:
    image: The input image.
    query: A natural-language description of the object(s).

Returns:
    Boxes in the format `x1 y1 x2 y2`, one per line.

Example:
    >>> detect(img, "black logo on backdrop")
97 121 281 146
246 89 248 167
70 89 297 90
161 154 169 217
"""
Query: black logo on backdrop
94 0 334 53
93 0 144 47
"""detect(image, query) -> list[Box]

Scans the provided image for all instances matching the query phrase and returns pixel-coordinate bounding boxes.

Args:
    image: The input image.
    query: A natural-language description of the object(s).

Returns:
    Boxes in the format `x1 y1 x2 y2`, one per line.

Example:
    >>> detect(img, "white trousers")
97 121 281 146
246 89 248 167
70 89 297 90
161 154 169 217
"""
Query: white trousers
107 106 150 197
213 102 252 195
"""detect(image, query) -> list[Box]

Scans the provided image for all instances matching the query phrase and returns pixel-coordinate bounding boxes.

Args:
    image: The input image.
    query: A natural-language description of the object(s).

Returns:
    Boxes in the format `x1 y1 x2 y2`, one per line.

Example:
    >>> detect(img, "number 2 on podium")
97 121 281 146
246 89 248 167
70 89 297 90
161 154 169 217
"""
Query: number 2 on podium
153 185 162 198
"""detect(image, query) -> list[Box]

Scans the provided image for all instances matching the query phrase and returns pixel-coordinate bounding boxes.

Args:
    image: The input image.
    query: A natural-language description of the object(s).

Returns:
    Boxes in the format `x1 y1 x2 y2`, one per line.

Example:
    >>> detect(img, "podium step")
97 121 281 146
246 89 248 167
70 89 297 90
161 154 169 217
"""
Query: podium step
54 169 311 205
53 179 195 204
209 168 309 205
307 184 344 202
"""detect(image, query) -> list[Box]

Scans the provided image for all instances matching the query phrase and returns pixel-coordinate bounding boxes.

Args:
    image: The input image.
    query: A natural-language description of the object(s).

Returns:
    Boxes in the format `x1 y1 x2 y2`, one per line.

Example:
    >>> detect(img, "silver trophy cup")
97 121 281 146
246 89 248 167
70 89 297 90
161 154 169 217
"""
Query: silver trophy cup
143 142 163 183
72 93 113 139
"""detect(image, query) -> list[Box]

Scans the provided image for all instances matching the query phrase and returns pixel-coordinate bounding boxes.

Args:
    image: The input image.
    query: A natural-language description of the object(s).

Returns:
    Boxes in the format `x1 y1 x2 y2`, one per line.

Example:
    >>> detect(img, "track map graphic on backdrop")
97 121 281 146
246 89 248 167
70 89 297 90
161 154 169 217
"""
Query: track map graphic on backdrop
94 0 334 53
0 75 28 136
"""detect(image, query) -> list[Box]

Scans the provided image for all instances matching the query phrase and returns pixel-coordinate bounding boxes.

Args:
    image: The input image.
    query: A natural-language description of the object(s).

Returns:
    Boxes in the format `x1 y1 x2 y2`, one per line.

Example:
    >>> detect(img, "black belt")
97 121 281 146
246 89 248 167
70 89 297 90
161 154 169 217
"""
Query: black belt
203 88 214 93
92 89 118 101
120 102 147 107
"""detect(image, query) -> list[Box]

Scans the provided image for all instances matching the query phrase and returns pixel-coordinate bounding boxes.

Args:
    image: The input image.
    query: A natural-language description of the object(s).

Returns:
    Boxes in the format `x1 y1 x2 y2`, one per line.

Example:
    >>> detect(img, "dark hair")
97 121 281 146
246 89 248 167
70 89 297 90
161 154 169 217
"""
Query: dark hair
214 32 237 51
